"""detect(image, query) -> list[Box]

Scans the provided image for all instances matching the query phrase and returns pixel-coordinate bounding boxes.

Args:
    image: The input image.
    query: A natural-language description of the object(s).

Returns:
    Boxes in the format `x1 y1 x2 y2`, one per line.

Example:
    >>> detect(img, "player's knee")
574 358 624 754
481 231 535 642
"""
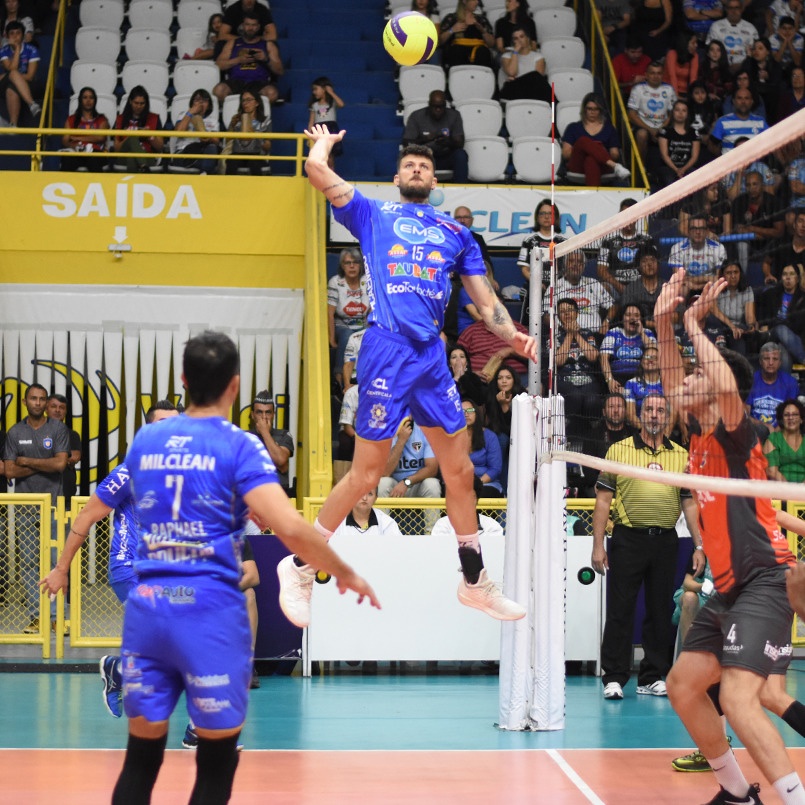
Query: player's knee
419 478 442 497
442 454 474 490
681 591 699 615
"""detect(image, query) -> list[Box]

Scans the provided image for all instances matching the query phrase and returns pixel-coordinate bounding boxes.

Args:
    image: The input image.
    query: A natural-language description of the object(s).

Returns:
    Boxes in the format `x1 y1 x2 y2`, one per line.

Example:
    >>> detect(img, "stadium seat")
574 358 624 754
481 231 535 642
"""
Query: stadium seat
541 36 585 71
69 92 117 125
484 3 507 22
124 29 172 63
402 100 427 125
70 61 117 96
563 168 618 186
118 92 168 123
169 92 220 124
399 64 445 104
447 65 496 103
172 60 220 96
511 136 560 183
530 0 568 9
556 100 581 136
128 0 174 30
548 68 594 105
121 61 170 98
79 0 125 30
387 0 412 16
464 136 509 182
175 28 207 59
534 7 577 39
177 0 223 31
505 99 552 140
455 99 503 138
75 27 121 65
221 93 271 125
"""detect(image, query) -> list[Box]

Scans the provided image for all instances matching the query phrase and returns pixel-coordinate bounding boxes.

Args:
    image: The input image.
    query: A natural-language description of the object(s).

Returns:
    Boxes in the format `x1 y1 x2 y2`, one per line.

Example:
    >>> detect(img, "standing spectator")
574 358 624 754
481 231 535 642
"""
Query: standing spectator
112 86 163 171
630 0 673 62
4 383 69 634
683 0 724 46
517 199 564 325
402 90 468 183
223 88 271 175
46 394 80 508
627 61 677 163
624 347 663 428
711 261 757 355
220 0 277 42
612 39 651 98
458 318 530 382
494 0 536 52
664 32 700 99
707 0 758 71
769 15 803 78
596 0 632 52
709 86 768 155
600 303 657 392
439 0 495 69
499 27 551 103
448 343 487 406
462 398 504 497
757 265 805 371
658 99 701 186
331 487 403 538
560 93 630 185
591 393 701 700
667 212 728 290
0 20 39 126
308 77 344 170
616 242 666 331
328 247 370 387
742 38 783 122
249 391 294 495
764 209 805 285
745 341 800 426
183 12 223 60
597 200 654 300
60 86 109 172
731 169 784 270
170 88 220 174
779 65 805 119
700 40 733 103
545 249 613 332
765 399 805 481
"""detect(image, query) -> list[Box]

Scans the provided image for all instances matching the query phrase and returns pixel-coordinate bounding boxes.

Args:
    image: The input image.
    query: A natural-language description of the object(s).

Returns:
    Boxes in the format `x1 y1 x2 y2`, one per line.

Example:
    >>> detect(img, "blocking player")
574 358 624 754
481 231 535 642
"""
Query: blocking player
655 270 804 805
277 124 537 628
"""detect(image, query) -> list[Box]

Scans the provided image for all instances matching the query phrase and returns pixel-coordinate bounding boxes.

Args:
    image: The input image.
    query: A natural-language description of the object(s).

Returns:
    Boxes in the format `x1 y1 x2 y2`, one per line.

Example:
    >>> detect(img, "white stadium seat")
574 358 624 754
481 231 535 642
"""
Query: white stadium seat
549 68 594 106
172 60 221 96
69 92 117 125
75 27 121 64
534 7 577 39
177 0 222 31
128 0 174 30
121 60 170 98
455 99 502 138
464 136 509 182
511 136 560 184
541 36 585 71
124 28 172 62
70 61 117 95
402 100 427 125
175 28 207 59
399 64 445 104
169 92 220 124
447 65 496 103
556 99 581 136
505 99 552 140
221 93 270 124
79 0 125 29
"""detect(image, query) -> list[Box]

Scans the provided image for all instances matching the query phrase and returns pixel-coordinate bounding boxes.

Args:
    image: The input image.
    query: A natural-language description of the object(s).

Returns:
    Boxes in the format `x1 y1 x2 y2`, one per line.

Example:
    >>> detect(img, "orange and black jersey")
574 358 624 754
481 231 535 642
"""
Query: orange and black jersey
687 414 795 593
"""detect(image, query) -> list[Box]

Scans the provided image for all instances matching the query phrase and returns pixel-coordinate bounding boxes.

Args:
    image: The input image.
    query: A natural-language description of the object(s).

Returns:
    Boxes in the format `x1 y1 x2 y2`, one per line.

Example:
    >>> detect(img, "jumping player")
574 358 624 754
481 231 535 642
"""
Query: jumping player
277 124 537 628
88 332 379 805
655 270 804 805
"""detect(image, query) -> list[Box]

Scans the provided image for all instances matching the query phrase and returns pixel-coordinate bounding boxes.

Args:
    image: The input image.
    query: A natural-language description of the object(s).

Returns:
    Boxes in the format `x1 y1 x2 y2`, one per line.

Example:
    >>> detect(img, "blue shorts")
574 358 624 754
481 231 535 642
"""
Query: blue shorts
356 326 465 440
121 580 251 730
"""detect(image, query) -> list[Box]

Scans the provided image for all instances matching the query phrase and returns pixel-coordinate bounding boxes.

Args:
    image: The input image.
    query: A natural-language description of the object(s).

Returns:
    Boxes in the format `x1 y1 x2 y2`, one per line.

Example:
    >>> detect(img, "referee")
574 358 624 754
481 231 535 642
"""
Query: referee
591 393 703 701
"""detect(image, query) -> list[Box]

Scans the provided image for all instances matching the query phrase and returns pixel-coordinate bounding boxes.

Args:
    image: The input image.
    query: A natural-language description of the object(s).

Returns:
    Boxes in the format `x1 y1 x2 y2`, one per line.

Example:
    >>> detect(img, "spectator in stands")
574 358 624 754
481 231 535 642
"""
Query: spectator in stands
668 212 728 290
600 303 657 392
766 0 803 38
183 12 223 60
220 0 277 42
0 20 39 126
770 15 803 78
454 280 483 336
700 40 733 102
779 65 805 119
686 80 720 155
786 147 805 226
555 298 604 438
721 71 767 122
223 88 271 175
546 250 613 332
449 343 487 405
60 86 109 172
732 168 784 269
708 86 768 155
711 261 758 355
615 243 666 331
458 318 530 382
439 0 495 69
683 0 724 46
560 93 631 185
112 86 163 171
494 0 536 52
743 38 783 122
331 487 403 538
0 0 32 45
170 88 220 174
485 364 523 463
658 99 701 186
342 327 366 393
612 39 651 98
765 398 805 481
627 61 676 163
679 181 732 237
707 0 758 72
308 77 344 169
624 347 663 428
249 390 294 494
764 209 805 285
412 0 441 25
462 398 504 497
402 90 468 183
597 0 632 52
746 341 800 426
337 379 359 463
597 200 654 300
664 31 699 100
453 206 498 289
757 264 805 370
518 199 565 324
630 0 673 62
499 27 551 103
328 247 370 387
214 13 283 106
46 394 80 507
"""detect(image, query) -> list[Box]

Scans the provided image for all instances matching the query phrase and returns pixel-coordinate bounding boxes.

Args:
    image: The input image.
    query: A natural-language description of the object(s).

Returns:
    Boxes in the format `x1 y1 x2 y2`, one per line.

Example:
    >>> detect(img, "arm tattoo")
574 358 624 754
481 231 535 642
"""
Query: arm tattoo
485 300 517 341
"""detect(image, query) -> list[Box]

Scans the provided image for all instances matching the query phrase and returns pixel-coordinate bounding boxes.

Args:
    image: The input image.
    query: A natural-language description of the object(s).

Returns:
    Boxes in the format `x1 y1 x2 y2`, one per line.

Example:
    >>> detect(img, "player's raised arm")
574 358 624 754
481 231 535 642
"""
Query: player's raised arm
304 123 354 208
654 269 687 396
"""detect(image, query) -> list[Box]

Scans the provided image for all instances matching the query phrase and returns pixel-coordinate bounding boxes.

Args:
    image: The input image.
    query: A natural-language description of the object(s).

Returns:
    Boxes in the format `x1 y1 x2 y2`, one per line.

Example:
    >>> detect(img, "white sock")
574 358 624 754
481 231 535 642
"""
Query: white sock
708 749 750 799
313 518 334 540
456 531 480 552
774 772 805 803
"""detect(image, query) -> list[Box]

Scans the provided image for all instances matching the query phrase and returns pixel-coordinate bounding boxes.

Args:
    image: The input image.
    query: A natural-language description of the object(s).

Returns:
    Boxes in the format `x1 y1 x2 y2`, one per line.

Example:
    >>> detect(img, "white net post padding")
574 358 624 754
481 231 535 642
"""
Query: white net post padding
499 394 566 731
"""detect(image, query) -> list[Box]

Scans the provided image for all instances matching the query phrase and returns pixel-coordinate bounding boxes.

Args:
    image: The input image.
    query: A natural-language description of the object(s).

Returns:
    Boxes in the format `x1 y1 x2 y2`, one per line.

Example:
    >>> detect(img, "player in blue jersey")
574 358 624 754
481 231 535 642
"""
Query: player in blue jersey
277 124 537 629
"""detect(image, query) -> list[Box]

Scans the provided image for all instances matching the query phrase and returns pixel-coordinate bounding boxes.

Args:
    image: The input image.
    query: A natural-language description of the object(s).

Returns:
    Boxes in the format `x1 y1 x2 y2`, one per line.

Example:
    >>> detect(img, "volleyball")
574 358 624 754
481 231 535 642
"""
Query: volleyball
383 12 438 66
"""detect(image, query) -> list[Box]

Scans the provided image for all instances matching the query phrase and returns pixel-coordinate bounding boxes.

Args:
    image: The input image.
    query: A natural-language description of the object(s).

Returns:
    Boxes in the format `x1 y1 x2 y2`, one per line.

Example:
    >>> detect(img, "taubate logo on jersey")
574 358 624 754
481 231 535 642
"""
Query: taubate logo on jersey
393 217 446 245
388 244 408 257
387 262 438 281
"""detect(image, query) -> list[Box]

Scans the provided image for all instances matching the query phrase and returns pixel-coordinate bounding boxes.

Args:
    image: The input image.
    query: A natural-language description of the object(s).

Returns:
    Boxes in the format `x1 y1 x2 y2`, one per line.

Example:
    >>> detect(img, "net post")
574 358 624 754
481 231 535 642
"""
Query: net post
529 249 543 396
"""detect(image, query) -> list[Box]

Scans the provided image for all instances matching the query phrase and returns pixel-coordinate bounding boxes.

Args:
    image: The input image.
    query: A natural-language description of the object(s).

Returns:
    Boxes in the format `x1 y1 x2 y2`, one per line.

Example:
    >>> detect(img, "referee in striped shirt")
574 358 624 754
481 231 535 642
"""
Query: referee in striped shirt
591 393 703 700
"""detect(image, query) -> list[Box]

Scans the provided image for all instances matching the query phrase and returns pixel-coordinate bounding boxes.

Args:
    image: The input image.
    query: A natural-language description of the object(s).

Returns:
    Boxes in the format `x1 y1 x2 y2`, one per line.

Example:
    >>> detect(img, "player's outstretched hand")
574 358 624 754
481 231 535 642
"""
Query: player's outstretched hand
684 277 728 328
304 123 345 144
510 331 538 362
336 570 381 612
787 562 805 620
654 268 686 320
39 567 68 597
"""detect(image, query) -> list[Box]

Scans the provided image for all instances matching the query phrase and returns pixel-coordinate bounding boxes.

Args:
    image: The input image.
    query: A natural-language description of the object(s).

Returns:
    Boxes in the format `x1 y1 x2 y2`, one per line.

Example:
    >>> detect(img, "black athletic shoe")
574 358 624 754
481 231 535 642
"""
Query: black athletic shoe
704 783 762 804
250 666 260 689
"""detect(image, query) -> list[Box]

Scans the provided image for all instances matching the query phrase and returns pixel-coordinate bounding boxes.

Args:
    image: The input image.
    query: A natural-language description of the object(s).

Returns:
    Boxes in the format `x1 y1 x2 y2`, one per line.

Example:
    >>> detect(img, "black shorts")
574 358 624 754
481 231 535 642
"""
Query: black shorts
683 566 793 677
224 78 271 94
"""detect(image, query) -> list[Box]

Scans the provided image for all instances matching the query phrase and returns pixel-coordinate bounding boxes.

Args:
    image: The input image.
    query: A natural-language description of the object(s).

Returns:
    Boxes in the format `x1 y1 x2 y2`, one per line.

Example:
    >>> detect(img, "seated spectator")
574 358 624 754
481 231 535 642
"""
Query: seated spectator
757 264 805 370
679 182 731 237
720 69 767 121
462 398 504 497
769 15 803 79
786 148 805 225
331 487 403 538
0 20 39 126
0 0 32 45
612 39 651 98
494 0 536 52
765 398 805 481
700 40 733 103
485 364 524 459
711 261 757 355
746 341 800 426
342 327 366 392
499 27 551 103
308 77 345 169
672 553 715 644
518 199 565 325
170 88 220 174
722 136 775 200
546 250 613 332
561 93 630 185
742 38 783 122
706 0 758 71
779 65 805 120
412 0 441 25
439 0 495 69
60 86 109 172
458 318 530 382
658 98 700 186
766 0 802 41
663 32 699 99
597 199 654 299
630 0 673 62
183 12 223 60
683 0 723 47
600 303 657 392
731 169 784 269
449 343 487 405
214 13 283 107
112 86 163 171
402 90 468 183
596 0 632 52
555 298 603 438
453 206 499 290
223 88 271 175
667 212 728 290
336 380 358 462
220 0 277 42
708 86 768 157
327 248 369 387
624 347 663 428
614 242 665 331
686 80 720 154
763 209 805 285
627 61 676 163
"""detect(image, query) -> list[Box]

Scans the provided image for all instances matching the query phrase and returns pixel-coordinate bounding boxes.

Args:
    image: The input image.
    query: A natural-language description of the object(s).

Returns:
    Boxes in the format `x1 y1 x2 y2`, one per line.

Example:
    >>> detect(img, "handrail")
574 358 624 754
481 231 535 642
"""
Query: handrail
33 0 68 170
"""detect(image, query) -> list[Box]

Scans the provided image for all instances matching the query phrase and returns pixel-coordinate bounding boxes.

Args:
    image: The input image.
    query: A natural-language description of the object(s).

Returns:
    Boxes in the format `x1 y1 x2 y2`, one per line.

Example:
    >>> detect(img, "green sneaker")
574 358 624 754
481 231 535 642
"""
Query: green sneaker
672 737 731 773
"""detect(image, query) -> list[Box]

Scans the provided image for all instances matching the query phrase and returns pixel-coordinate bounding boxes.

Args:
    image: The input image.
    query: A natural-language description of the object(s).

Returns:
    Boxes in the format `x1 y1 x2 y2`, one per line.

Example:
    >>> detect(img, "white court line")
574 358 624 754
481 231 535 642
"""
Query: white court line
547 749 606 805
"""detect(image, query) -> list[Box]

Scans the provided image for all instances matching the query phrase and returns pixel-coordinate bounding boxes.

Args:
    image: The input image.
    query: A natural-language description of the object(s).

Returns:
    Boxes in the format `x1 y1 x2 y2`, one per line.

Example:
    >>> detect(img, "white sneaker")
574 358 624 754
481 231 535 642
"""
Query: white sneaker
603 682 624 700
457 569 526 621
29 102 41 117
636 680 667 696
611 163 631 180
277 555 315 628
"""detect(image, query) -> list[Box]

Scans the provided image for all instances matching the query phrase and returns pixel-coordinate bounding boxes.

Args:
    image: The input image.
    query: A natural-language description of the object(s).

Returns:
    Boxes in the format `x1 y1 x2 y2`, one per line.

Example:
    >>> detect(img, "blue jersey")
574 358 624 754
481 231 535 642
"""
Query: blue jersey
333 189 486 342
95 462 137 580
600 328 657 376
126 414 278 589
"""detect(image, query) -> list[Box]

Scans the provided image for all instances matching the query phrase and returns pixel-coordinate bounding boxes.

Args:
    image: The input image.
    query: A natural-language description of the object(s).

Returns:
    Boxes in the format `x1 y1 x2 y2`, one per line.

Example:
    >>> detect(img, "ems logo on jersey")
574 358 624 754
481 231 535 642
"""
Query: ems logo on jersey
388 244 408 257
393 217 446 245
43 437 52 449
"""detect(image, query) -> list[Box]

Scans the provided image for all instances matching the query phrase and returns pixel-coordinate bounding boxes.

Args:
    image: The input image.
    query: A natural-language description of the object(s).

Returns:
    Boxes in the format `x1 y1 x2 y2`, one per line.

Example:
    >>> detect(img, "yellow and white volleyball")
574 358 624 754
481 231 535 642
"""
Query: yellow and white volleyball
383 12 438 66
